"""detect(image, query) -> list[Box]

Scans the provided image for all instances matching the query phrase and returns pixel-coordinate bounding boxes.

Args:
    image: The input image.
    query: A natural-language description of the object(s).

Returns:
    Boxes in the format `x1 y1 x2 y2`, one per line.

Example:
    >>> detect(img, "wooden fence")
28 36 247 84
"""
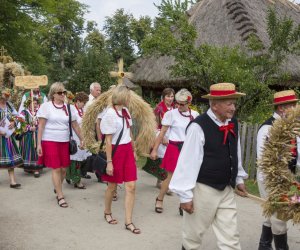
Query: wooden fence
239 122 259 180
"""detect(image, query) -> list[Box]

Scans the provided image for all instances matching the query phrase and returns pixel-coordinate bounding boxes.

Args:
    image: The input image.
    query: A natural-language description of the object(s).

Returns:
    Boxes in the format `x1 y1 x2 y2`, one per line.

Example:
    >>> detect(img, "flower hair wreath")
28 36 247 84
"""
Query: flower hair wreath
259 106 300 223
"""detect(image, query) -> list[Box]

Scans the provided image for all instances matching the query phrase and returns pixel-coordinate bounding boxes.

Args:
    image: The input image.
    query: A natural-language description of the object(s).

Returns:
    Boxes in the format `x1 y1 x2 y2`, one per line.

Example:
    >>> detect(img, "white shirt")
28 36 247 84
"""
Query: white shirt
84 94 95 111
97 107 108 120
162 108 199 141
70 105 91 161
37 101 76 142
169 108 248 203
100 107 132 145
18 92 47 114
256 112 300 181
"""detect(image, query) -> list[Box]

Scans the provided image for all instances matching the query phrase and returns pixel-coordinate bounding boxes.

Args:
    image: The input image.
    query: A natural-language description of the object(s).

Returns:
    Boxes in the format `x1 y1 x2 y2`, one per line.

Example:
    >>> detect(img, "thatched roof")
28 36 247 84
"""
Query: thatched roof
131 0 300 89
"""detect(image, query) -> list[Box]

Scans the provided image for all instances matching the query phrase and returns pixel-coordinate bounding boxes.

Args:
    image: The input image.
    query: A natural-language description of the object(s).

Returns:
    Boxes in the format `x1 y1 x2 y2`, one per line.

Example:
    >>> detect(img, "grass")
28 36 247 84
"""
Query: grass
245 179 259 196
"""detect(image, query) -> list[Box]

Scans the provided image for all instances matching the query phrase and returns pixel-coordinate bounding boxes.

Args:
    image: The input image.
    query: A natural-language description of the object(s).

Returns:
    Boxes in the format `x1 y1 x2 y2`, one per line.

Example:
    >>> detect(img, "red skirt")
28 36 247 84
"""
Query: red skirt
161 142 182 173
102 143 137 184
37 141 70 169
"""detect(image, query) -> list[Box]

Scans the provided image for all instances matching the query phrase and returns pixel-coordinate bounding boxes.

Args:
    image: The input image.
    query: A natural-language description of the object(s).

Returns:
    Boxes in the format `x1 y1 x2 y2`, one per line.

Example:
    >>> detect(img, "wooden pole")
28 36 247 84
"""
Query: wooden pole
30 89 36 148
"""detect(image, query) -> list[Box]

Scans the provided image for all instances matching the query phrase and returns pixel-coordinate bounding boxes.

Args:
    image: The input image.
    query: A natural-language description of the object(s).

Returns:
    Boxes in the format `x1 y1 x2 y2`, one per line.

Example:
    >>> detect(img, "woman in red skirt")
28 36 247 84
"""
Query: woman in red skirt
100 85 140 234
150 89 199 213
37 82 83 208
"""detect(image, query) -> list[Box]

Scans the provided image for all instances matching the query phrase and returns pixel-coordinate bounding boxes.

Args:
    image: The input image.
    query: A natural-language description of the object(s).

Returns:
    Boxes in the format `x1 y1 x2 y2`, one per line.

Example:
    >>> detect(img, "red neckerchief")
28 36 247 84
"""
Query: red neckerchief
52 101 68 116
219 123 236 145
75 104 83 118
113 106 131 128
291 139 297 157
154 101 174 129
178 108 194 121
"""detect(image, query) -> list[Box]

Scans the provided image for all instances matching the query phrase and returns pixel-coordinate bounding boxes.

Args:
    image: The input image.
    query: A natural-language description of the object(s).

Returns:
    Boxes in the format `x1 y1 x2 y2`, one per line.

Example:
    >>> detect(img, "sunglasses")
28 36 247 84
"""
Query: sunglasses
176 102 188 106
56 91 67 95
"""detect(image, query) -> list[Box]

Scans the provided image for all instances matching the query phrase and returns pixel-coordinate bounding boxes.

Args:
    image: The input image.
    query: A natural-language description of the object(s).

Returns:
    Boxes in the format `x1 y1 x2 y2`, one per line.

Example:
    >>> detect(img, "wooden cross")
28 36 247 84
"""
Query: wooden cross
109 58 133 85
0 46 7 57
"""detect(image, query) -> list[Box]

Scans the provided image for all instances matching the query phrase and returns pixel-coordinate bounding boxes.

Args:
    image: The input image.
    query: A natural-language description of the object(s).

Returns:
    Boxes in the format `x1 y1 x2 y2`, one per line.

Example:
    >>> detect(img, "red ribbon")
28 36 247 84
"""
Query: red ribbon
219 123 236 145
210 90 236 96
122 108 131 128
273 95 297 104
291 139 297 156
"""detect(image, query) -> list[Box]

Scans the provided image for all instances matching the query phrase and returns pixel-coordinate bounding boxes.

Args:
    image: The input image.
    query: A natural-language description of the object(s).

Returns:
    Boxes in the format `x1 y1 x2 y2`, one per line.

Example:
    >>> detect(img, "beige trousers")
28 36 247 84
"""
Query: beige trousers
182 183 241 250
257 170 288 235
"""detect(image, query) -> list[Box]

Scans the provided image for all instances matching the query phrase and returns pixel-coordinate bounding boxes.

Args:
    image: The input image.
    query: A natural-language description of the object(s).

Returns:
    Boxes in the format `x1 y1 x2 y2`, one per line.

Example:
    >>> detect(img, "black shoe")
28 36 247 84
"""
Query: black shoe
34 172 40 178
10 183 21 189
273 233 289 250
258 225 273 250
182 246 186 250
66 179 71 184
82 174 91 179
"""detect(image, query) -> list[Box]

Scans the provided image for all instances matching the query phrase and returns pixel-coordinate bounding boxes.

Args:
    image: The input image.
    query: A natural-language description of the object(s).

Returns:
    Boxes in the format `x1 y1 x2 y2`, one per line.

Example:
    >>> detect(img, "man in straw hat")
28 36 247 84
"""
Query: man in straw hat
256 90 299 250
170 82 248 250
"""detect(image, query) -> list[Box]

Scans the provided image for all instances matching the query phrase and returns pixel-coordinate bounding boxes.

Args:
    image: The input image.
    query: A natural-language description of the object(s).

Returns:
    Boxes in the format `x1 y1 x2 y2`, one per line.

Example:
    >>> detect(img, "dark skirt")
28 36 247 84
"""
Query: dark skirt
0 136 23 169
19 131 43 171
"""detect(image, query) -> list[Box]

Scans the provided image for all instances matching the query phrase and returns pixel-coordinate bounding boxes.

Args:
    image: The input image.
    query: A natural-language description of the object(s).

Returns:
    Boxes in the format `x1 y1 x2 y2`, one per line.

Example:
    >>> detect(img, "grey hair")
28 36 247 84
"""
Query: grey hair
89 82 101 92
175 88 192 102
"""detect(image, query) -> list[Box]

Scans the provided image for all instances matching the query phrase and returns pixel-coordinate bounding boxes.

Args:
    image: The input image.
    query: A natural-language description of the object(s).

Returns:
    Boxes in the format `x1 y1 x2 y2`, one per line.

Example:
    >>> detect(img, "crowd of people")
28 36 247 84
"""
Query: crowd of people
0 80 297 249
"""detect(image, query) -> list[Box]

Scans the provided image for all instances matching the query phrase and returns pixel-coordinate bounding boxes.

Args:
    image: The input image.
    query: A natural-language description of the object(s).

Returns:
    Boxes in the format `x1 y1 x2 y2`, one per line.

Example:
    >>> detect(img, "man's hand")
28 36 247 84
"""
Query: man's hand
235 183 248 197
180 201 194 214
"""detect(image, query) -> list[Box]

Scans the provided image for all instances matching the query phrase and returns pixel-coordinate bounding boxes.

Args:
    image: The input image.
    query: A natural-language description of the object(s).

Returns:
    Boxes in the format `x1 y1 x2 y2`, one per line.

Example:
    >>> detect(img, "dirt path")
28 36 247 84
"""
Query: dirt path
0 168 299 250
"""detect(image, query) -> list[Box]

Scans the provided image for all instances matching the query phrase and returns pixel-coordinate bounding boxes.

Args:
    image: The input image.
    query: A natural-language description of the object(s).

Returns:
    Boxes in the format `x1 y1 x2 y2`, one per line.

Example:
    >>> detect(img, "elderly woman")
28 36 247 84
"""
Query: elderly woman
37 82 83 208
19 97 43 177
66 91 90 189
0 88 23 188
150 89 199 213
101 85 140 234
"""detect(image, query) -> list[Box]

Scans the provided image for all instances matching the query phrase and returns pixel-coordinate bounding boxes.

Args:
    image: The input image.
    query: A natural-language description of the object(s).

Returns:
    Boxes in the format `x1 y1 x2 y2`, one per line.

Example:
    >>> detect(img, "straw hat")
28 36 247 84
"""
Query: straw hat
273 90 298 106
202 83 246 99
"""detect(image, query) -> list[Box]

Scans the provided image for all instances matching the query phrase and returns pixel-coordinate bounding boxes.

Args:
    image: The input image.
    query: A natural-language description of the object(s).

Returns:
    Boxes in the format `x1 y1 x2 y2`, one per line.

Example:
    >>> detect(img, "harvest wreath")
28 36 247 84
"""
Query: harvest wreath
259 105 300 223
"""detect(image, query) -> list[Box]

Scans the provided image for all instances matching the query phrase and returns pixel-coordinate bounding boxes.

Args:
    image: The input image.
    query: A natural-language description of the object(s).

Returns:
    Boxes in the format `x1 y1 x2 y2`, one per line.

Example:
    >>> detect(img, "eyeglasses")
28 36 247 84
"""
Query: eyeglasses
176 102 188 106
56 91 67 95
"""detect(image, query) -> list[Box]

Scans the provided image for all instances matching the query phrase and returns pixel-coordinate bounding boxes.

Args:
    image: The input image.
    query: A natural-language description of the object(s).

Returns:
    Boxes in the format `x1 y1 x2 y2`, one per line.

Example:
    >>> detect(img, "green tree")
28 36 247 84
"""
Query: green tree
103 9 135 67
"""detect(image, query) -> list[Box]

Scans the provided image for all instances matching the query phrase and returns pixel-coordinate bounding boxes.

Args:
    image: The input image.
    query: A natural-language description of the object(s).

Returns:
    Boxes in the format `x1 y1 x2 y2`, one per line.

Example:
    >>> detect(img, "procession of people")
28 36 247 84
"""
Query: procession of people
0 78 299 250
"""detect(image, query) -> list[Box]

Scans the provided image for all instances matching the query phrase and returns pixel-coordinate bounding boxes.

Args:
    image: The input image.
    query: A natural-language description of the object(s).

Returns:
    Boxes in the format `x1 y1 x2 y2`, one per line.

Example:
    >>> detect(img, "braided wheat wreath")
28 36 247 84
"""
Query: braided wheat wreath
259 106 300 223
81 87 156 156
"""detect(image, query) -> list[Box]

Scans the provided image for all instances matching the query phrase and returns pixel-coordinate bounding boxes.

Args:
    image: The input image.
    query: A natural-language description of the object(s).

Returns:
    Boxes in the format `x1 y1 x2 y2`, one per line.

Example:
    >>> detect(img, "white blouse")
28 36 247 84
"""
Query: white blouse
162 108 199 141
100 107 132 145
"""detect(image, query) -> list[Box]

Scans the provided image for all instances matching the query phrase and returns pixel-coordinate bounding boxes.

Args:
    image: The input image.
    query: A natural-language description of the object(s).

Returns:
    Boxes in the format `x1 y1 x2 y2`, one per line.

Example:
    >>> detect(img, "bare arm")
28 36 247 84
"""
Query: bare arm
150 125 169 160
71 120 83 148
105 134 113 176
96 118 102 141
37 118 46 156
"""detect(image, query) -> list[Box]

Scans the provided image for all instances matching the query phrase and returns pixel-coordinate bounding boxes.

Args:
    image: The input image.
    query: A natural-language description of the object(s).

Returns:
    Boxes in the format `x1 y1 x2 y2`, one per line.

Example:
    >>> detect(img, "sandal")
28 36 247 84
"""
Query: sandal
179 207 183 216
104 213 117 224
112 191 118 201
155 197 163 213
57 197 68 208
125 223 141 234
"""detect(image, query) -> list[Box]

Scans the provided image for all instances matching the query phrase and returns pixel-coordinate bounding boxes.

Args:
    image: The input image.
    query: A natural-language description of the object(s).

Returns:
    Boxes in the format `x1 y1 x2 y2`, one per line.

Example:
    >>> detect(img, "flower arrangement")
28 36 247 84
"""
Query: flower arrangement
13 116 27 136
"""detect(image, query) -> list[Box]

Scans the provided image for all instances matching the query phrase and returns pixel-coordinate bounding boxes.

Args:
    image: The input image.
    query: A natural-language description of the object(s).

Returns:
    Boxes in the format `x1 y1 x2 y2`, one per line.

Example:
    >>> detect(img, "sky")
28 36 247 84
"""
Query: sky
78 0 161 30
80 0 300 30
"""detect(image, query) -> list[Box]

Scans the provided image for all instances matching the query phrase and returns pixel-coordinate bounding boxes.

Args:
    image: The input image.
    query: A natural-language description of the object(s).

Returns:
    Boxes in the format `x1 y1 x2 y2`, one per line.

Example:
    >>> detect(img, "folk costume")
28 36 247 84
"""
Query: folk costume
161 107 199 173
0 100 23 169
100 107 136 184
37 101 77 169
170 83 248 250
19 98 43 173
18 90 47 114
256 90 299 250
66 103 91 185
143 100 174 180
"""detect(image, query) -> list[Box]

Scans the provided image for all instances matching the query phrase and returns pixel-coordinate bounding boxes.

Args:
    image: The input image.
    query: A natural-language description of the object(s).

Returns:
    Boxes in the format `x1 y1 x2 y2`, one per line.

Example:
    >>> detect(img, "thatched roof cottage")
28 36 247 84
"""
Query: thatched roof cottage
131 0 300 91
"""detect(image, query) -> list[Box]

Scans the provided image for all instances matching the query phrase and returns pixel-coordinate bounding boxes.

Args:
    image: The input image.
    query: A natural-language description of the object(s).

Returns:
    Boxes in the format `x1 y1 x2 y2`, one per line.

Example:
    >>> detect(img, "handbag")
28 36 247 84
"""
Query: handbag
67 104 78 155
142 157 167 181
87 118 124 175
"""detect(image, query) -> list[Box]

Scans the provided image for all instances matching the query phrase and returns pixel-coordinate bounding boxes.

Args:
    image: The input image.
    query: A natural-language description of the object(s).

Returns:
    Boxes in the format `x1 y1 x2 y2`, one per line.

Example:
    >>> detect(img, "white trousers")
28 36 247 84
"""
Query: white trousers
257 170 288 235
182 183 241 250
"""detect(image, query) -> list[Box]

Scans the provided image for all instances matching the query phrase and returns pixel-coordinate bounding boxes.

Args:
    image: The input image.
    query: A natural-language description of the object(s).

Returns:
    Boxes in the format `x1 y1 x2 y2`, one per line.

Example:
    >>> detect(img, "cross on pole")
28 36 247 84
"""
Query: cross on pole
109 58 133 85
0 46 7 57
